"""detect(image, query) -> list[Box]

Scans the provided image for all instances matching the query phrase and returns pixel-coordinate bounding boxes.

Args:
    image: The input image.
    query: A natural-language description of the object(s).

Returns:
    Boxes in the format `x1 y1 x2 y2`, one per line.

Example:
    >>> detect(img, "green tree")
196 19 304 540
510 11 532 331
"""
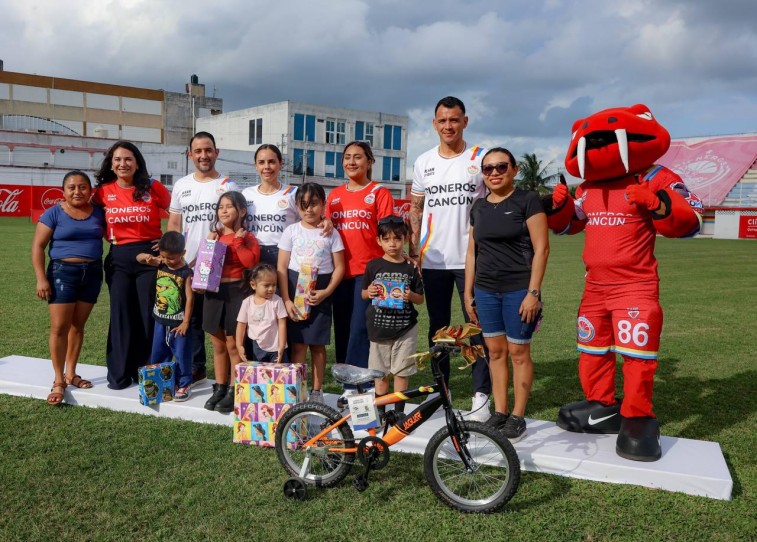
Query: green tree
516 153 559 196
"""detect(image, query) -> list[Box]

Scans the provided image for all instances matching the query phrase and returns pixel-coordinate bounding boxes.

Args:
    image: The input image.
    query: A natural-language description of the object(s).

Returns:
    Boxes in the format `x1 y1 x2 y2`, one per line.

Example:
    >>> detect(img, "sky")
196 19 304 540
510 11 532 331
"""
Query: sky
2 0 756 180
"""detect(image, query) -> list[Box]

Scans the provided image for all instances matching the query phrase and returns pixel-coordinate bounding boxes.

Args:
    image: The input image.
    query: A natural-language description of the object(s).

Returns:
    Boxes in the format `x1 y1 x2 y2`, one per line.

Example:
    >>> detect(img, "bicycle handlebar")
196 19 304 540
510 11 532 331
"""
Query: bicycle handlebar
429 343 462 355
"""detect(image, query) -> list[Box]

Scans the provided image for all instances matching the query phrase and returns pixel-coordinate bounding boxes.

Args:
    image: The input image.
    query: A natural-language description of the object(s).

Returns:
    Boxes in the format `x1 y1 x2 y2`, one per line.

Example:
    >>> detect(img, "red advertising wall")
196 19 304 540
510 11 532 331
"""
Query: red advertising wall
739 215 757 239
0 184 64 221
393 199 410 220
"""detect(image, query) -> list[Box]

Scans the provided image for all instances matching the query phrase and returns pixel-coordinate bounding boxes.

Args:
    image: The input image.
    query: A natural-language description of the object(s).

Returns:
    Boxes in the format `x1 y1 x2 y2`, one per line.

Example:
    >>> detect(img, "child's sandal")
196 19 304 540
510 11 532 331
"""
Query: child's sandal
47 381 66 406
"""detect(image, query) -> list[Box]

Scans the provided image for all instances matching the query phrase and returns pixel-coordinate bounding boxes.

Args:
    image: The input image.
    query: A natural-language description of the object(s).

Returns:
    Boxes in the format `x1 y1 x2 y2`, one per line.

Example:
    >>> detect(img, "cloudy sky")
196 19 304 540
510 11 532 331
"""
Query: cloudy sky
2 0 756 178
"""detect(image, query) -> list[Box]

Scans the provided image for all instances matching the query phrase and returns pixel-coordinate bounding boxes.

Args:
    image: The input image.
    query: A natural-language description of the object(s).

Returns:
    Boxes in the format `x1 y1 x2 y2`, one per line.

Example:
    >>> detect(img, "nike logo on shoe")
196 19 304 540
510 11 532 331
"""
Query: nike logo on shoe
587 413 618 425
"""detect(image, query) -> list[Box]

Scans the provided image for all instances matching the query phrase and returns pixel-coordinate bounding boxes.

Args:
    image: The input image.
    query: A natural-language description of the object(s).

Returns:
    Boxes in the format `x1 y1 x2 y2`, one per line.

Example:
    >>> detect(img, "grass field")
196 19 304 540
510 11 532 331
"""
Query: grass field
0 216 755 541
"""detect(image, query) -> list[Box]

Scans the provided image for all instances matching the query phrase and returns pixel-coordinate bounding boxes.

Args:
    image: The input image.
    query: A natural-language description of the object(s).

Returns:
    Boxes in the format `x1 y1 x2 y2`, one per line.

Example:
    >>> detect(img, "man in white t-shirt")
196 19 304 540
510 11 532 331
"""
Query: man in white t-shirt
168 131 239 386
409 96 491 422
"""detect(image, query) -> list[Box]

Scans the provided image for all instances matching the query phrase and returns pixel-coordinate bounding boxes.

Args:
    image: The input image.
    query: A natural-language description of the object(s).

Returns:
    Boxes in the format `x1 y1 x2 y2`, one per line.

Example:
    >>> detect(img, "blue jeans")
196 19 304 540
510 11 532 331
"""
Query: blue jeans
151 321 192 388
474 287 538 344
47 259 103 304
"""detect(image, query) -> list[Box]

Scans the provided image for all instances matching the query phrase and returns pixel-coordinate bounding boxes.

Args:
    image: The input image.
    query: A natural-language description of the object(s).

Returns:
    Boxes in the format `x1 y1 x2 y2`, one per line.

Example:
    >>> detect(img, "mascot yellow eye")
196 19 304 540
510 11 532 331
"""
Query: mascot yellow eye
636 112 653 121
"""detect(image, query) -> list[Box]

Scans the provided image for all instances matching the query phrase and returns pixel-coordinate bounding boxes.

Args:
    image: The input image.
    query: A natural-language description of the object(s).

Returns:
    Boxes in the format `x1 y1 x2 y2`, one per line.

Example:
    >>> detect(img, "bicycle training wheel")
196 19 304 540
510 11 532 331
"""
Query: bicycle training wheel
275 402 355 487
424 420 520 513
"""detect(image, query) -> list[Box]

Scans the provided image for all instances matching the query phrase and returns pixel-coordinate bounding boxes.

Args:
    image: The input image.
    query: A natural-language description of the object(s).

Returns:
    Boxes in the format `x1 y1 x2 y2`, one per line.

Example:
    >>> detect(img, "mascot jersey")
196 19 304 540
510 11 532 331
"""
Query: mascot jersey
153 263 192 328
574 166 700 286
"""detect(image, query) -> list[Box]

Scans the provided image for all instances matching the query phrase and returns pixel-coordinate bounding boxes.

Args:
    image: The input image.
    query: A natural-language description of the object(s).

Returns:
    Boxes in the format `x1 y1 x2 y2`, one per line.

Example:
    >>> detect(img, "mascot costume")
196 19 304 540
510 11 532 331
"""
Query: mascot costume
545 104 703 461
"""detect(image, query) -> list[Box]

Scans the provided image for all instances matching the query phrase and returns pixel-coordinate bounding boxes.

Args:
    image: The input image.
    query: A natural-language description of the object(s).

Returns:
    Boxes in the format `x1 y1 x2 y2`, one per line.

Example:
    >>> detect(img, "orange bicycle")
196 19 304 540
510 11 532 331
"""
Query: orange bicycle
274 326 520 513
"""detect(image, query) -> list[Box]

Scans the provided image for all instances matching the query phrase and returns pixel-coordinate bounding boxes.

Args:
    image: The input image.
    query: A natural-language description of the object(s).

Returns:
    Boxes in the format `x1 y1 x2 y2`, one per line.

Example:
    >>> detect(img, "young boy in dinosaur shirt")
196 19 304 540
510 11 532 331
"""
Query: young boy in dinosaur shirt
137 231 195 401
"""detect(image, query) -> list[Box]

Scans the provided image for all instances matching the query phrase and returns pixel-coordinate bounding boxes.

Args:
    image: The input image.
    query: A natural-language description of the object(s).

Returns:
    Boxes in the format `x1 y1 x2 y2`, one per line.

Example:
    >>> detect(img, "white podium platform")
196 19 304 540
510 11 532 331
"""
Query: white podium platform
0 355 732 500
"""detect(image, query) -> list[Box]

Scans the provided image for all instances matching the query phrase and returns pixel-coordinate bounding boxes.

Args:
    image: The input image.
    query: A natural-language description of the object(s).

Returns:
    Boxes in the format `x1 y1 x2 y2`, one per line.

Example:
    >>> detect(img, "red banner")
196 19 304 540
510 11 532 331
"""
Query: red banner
739 215 757 239
0 184 64 221
393 199 410 221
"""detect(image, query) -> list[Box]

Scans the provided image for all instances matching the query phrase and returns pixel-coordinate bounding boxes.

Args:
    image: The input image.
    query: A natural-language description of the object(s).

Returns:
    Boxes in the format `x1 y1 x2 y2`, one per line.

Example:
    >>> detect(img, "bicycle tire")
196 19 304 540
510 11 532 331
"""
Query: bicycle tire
274 402 355 487
424 420 520 513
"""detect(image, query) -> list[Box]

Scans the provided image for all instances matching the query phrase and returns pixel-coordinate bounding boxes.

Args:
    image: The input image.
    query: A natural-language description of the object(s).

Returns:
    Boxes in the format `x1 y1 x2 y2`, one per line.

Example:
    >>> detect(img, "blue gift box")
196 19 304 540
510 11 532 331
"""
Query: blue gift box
138 362 175 405
371 279 406 309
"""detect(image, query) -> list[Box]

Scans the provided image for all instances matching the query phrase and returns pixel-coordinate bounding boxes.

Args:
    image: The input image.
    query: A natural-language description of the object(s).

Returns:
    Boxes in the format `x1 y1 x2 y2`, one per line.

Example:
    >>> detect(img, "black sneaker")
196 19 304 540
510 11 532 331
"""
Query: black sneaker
503 414 526 442
484 411 509 430
204 383 227 411
191 369 208 388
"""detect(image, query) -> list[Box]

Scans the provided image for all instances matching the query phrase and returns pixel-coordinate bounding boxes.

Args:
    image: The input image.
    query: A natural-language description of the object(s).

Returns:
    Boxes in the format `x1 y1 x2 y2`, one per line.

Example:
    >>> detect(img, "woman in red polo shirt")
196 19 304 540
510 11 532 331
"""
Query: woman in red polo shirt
327 141 394 392
93 141 171 390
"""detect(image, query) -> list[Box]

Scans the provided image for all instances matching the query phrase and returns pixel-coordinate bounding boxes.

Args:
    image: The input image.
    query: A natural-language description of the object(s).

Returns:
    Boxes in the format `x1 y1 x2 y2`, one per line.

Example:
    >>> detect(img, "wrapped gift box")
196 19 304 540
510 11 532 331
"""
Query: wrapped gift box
372 279 406 309
191 239 227 293
292 262 318 321
138 361 175 405
233 362 307 448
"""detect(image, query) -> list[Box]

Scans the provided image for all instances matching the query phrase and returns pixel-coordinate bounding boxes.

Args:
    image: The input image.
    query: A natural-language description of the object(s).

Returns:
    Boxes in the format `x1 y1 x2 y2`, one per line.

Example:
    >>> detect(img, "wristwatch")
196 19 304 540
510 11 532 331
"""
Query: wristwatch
528 289 540 298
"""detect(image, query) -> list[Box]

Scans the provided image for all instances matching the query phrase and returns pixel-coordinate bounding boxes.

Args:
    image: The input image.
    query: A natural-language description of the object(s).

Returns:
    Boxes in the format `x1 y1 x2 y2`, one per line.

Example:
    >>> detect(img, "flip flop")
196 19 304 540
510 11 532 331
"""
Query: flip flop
47 381 66 406
65 374 93 389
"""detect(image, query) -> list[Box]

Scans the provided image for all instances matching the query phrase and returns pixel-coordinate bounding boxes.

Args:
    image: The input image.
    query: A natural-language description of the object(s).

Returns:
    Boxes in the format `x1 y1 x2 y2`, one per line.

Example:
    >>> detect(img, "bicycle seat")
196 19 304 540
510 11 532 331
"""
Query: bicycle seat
331 364 386 386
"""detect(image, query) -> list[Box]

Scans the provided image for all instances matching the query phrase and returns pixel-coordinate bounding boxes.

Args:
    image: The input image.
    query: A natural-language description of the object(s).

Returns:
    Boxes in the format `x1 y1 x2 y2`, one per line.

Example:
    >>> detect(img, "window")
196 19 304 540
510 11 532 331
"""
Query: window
325 151 344 178
383 124 402 150
292 149 314 176
355 121 374 146
326 118 346 144
160 174 173 187
293 113 315 142
382 157 402 182
248 118 263 145
365 123 374 146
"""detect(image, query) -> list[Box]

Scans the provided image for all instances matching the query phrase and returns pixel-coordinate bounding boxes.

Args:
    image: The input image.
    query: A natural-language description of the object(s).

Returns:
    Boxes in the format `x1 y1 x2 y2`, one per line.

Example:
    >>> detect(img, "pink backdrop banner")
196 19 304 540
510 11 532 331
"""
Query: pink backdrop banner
657 135 757 207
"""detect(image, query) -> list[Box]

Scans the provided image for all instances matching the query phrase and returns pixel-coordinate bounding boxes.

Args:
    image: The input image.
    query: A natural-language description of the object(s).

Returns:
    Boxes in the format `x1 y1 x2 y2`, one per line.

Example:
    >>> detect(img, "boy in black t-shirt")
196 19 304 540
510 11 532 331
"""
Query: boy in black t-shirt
361 216 425 416
137 231 195 401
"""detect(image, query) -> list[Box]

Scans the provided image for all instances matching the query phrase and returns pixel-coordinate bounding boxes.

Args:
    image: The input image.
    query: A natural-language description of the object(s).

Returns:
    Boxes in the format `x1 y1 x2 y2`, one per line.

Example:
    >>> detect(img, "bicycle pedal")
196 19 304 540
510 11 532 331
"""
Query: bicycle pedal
353 476 369 492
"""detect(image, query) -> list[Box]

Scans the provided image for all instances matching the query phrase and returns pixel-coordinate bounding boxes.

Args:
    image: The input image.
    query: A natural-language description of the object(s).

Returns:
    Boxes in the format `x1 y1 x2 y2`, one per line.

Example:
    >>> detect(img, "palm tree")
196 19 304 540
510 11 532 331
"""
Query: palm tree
516 153 559 196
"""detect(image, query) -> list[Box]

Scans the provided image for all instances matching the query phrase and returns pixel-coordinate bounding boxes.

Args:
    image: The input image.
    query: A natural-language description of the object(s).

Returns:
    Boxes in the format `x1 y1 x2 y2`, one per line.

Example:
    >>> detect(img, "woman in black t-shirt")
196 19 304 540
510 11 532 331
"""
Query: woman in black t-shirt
463 147 549 442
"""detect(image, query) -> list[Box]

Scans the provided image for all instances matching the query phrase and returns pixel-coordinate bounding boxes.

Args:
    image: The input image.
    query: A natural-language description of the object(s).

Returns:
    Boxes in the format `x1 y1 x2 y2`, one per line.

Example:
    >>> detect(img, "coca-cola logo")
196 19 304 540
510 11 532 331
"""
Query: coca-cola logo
0 188 23 213
41 188 64 209
393 200 411 220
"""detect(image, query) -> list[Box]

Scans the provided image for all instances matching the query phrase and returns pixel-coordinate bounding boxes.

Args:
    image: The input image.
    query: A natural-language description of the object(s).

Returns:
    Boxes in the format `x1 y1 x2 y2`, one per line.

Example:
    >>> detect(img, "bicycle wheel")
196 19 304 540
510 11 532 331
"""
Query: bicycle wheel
274 402 355 487
424 420 520 513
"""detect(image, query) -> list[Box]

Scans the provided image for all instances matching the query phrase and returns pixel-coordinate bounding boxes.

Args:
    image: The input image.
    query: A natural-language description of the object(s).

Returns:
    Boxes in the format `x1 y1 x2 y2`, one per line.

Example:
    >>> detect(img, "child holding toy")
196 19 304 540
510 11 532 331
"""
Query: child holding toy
236 263 288 363
203 191 260 413
137 231 194 401
361 216 425 417
277 182 345 403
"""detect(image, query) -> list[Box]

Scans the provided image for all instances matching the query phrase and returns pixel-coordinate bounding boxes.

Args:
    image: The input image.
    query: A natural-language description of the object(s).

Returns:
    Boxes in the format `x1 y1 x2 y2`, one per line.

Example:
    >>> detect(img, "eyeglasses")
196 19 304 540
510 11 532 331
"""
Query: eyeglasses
481 162 512 176
378 215 405 225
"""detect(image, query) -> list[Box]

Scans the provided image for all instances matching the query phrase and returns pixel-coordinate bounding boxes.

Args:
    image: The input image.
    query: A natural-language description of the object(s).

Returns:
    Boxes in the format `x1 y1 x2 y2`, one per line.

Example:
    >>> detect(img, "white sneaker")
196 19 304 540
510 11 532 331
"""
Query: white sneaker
309 390 324 403
465 392 491 422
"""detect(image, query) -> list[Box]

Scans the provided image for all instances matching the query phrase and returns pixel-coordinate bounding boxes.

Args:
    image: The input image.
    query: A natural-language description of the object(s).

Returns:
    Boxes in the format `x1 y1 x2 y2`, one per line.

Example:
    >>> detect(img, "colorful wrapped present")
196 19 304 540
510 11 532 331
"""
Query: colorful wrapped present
233 361 307 448
138 361 175 405
191 239 227 293
292 262 318 321
372 279 406 309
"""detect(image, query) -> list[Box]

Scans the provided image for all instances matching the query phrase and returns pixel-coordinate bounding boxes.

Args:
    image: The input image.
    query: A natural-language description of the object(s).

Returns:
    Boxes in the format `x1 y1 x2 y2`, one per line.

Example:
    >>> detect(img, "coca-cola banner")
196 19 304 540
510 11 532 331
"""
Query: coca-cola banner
393 199 410 221
0 184 64 220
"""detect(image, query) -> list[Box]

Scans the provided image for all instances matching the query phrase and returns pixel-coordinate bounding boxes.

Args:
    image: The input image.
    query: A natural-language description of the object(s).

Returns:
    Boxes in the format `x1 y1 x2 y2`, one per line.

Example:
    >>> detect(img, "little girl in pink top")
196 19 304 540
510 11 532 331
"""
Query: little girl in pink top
236 263 288 362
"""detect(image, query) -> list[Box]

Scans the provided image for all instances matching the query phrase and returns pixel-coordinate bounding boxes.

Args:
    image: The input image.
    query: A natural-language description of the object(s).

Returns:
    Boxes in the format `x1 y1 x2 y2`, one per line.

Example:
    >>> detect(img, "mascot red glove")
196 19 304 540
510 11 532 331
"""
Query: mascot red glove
546 104 703 462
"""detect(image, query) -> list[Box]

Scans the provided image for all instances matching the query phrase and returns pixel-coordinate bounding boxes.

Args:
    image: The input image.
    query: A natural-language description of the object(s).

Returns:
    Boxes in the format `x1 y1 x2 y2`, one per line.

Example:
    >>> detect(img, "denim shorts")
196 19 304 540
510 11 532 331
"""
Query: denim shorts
47 260 103 305
473 287 538 344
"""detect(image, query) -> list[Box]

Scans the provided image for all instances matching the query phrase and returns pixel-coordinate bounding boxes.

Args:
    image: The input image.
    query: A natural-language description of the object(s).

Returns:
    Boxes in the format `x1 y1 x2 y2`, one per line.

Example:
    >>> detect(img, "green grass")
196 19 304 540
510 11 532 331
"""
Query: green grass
0 216 755 541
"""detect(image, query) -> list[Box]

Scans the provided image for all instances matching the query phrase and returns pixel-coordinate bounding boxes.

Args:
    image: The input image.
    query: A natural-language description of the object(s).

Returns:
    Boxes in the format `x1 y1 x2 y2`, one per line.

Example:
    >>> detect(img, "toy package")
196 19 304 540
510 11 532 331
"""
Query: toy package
233 361 307 448
292 262 318 321
138 361 175 405
191 239 227 293
371 279 406 309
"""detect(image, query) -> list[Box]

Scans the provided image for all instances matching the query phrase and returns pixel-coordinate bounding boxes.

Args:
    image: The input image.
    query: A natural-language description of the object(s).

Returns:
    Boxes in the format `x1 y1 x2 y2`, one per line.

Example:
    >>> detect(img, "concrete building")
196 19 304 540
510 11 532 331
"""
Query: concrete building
197 101 408 198
0 65 221 145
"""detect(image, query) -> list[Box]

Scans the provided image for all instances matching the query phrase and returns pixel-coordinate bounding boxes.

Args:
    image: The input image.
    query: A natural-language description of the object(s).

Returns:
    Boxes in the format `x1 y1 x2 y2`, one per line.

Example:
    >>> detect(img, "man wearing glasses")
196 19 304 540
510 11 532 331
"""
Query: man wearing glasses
408 96 491 421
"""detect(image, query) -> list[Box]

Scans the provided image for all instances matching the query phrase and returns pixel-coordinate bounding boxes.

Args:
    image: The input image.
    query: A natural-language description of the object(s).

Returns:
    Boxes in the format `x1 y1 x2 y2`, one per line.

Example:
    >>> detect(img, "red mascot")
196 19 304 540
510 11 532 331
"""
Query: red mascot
546 104 703 461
